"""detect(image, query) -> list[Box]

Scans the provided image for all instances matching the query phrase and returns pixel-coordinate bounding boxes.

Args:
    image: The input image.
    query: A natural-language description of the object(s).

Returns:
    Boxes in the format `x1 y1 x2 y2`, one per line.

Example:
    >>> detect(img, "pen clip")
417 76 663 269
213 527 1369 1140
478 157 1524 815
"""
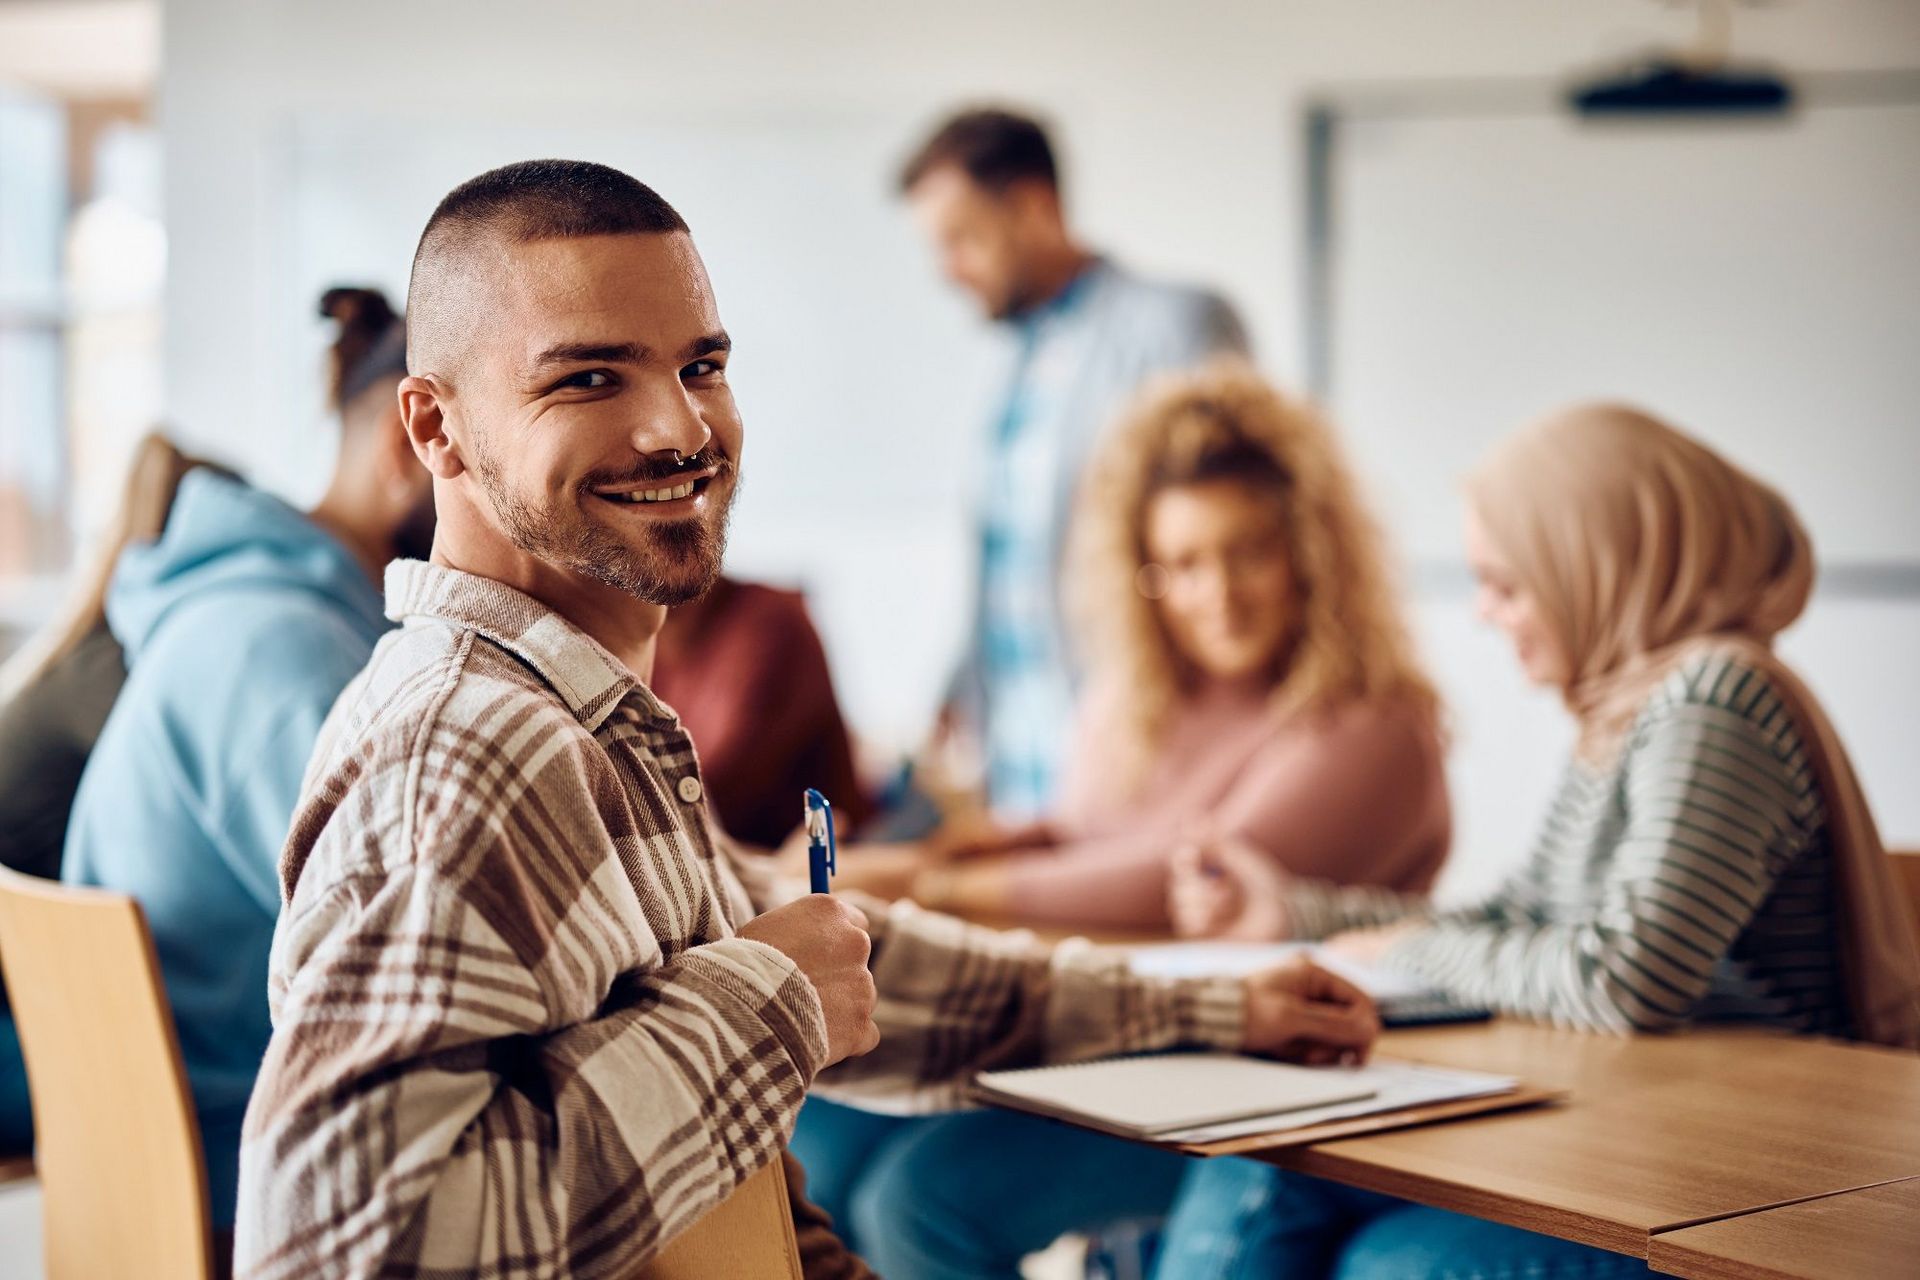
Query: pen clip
804 787 837 875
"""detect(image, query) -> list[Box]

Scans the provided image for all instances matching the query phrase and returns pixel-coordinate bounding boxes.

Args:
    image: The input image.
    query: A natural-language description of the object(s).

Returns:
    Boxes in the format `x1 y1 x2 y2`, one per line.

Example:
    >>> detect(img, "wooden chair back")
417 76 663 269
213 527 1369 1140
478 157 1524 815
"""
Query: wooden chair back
0 866 213 1280
0 864 803 1280
636 1157 803 1280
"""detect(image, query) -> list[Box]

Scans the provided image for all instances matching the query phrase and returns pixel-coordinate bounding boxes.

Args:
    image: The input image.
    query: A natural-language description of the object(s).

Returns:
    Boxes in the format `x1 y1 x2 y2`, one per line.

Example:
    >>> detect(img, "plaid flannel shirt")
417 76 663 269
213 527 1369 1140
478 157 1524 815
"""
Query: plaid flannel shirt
235 560 1243 1280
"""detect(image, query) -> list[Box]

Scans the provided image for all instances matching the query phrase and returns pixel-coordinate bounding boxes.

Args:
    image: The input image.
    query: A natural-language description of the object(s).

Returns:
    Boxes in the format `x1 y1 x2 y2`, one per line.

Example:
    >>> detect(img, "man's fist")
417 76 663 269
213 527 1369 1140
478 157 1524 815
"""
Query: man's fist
740 895 880 1066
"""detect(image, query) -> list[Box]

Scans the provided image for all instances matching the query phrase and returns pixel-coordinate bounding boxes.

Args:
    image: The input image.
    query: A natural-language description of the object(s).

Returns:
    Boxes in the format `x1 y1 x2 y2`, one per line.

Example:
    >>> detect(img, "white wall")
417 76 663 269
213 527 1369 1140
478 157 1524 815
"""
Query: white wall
1332 100 1920 563
159 0 1920 900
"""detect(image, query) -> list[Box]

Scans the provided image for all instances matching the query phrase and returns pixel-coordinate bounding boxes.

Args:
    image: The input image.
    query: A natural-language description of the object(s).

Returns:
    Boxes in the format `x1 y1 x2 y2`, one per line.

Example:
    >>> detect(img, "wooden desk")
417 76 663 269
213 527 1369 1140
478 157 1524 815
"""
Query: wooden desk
956 916 1920 1267
1648 1177 1920 1280
1249 1021 1920 1259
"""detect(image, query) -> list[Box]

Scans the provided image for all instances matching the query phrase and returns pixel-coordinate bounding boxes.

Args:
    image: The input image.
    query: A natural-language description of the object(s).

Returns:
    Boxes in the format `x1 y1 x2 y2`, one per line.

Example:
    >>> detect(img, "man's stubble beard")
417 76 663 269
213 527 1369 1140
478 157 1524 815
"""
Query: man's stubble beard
470 437 735 607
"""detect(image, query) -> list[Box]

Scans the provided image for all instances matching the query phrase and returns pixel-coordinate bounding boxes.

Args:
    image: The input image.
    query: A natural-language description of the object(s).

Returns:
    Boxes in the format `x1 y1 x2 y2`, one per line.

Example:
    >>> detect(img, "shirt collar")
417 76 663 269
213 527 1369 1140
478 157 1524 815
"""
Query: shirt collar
1009 254 1107 336
383 559 676 732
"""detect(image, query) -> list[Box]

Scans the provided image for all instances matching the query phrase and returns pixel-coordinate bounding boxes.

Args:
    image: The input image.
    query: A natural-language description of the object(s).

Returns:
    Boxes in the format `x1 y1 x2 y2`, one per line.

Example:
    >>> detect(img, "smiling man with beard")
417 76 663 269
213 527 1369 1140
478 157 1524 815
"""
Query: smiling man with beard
233 160 1378 1280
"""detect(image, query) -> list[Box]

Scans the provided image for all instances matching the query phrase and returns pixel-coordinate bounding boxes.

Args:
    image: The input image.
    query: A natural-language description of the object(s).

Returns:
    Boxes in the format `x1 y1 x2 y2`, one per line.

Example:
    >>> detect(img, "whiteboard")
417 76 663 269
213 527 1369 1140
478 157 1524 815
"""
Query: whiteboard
271 111 1001 749
1324 95 1920 567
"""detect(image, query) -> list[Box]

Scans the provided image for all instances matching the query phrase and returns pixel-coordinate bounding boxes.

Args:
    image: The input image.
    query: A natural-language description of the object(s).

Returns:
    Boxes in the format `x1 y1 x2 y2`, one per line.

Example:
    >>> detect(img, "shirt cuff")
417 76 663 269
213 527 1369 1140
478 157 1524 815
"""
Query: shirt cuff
678 936 833 1080
1171 975 1247 1052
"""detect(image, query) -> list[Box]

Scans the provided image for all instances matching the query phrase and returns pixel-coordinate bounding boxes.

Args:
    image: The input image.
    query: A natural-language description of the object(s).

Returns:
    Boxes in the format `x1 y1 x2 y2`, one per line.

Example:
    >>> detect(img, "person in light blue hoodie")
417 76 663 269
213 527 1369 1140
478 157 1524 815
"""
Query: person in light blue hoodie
0 286 433 1231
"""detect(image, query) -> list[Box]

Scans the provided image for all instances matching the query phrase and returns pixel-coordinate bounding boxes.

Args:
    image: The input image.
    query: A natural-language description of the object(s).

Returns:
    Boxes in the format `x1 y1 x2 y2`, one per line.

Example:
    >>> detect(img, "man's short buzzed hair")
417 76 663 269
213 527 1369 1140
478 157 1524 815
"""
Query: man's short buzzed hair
897 108 1059 195
406 159 689 375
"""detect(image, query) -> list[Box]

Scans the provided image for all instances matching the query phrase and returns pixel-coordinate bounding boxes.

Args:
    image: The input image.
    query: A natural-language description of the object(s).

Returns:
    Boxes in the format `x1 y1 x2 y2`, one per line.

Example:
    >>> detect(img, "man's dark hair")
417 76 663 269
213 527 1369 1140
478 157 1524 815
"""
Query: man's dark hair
897 108 1058 195
318 286 406 412
416 158 686 251
407 159 689 373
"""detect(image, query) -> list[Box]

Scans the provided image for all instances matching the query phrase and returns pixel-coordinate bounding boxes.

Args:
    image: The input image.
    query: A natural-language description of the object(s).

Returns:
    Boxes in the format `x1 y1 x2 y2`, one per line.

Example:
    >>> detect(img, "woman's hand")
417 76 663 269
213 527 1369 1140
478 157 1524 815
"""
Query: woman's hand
1321 922 1422 969
931 819 1057 863
910 860 1012 918
821 842 933 901
1241 955 1380 1065
1169 836 1293 940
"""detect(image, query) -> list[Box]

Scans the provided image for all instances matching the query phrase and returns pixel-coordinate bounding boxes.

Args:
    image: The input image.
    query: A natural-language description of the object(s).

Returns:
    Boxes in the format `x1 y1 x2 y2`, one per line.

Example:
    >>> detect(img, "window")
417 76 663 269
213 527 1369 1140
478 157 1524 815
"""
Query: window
0 86 162 656
0 88 68 585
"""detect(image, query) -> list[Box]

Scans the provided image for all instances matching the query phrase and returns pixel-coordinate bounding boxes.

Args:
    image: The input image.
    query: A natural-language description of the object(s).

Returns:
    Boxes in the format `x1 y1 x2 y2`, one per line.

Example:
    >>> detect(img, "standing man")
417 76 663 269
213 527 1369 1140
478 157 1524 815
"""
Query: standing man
234 159 1374 1280
901 107 1248 820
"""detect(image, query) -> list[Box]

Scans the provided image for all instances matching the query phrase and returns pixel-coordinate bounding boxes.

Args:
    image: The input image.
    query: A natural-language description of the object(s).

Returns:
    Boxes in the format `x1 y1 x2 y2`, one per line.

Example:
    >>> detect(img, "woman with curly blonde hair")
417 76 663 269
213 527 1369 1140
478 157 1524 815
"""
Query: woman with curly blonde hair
791 361 1446 1279
871 358 1451 927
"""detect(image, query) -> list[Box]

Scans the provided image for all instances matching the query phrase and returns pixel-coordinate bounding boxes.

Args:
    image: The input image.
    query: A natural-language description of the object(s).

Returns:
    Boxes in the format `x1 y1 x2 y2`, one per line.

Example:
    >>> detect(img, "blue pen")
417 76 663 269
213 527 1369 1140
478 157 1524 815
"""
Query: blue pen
805 788 837 894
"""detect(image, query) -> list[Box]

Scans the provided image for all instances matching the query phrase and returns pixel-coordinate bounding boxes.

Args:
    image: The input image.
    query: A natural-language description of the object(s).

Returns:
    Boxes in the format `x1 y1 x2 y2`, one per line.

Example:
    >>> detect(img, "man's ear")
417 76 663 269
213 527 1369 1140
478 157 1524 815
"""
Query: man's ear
398 374 465 480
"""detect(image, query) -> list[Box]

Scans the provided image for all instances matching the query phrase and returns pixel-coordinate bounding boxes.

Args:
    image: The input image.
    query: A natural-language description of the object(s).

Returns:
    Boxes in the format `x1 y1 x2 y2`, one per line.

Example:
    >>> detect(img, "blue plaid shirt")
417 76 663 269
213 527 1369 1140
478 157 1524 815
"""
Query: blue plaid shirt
960 260 1249 819
978 277 1093 817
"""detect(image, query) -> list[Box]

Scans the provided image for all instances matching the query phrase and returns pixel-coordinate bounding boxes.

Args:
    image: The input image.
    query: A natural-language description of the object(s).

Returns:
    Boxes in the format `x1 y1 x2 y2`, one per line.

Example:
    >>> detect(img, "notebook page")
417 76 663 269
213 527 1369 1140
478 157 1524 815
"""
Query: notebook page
1127 941 1432 1000
973 1053 1376 1137
1155 1059 1518 1143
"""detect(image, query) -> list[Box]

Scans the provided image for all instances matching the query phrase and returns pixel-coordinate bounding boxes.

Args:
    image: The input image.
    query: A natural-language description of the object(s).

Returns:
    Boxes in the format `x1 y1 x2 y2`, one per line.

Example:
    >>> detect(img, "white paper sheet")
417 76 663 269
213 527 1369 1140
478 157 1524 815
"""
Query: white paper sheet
1155 1058 1518 1144
1126 940 1431 1000
974 1053 1381 1138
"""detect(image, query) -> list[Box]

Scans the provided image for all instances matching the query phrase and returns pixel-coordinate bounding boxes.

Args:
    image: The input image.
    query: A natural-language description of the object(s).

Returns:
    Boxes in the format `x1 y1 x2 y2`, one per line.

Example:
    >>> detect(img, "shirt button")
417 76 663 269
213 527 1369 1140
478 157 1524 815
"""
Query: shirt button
676 775 703 804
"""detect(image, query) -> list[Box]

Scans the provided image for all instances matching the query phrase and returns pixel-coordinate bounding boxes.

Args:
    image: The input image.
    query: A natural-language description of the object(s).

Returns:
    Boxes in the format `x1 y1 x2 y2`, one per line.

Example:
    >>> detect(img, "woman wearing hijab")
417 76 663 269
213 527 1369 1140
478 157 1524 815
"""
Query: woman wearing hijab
1156 402 1920 1279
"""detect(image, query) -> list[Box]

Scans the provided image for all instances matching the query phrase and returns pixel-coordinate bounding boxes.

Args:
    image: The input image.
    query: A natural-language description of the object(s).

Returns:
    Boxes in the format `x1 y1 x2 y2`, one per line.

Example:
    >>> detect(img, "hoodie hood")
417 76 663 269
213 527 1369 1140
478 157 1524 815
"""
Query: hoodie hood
106 469 386 660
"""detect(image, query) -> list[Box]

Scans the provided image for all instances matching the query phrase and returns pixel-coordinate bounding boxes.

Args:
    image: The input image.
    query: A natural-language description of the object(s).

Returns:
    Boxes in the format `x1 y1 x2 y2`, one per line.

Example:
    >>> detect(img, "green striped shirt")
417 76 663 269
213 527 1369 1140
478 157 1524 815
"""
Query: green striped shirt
1291 651 1847 1036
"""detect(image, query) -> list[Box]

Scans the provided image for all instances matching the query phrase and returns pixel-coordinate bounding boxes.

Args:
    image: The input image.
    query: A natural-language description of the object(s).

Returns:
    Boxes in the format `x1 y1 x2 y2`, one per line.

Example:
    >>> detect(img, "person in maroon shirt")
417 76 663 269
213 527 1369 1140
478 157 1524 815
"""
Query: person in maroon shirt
651 576 872 848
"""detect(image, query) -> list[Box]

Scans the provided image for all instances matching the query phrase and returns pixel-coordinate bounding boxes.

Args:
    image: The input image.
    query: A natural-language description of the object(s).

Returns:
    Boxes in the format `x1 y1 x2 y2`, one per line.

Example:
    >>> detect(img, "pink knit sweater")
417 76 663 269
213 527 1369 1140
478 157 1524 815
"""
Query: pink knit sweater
999 682 1451 929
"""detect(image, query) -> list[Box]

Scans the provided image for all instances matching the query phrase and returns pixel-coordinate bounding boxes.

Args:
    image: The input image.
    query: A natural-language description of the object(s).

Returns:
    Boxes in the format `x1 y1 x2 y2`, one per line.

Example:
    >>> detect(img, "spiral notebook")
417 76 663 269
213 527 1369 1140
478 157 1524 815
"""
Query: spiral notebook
971 1053 1378 1140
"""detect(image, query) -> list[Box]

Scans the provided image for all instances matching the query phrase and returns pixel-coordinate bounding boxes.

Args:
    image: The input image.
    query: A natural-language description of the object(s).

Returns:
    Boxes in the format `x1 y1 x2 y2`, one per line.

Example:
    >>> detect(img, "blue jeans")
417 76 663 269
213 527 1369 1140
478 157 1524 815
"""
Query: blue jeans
790 1095 1192 1279
0 1015 30 1153
1155 1159 1653 1280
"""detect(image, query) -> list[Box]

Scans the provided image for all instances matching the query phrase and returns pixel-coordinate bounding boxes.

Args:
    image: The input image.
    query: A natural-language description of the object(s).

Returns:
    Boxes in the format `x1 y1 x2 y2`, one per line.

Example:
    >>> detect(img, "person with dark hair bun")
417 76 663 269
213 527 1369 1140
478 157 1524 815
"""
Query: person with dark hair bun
0 431 231 1162
18 285 436 1240
318 285 400 405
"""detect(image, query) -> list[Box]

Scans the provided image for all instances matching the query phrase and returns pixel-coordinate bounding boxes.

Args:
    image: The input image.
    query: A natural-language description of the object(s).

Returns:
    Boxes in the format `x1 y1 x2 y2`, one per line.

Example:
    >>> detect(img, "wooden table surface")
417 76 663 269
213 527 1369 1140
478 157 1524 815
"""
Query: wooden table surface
1648 1176 1920 1280
953 915 1920 1270
1249 1020 1920 1258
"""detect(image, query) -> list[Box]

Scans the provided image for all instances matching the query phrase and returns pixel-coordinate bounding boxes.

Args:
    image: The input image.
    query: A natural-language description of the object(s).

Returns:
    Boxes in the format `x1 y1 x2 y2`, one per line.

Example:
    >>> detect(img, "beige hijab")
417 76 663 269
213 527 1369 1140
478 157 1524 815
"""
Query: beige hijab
1466 402 1920 1049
